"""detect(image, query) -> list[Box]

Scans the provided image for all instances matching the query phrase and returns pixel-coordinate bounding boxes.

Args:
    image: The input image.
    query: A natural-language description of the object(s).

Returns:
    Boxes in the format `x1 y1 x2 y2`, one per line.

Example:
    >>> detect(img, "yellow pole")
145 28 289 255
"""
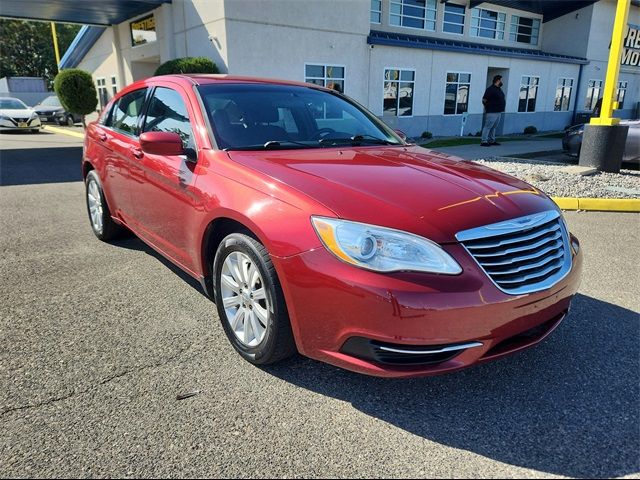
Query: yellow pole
51 22 61 70
590 0 630 126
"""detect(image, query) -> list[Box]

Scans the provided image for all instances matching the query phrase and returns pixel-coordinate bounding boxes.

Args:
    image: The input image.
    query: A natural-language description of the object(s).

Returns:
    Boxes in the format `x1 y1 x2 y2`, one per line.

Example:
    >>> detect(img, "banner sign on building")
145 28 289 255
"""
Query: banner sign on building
130 14 157 47
622 24 640 67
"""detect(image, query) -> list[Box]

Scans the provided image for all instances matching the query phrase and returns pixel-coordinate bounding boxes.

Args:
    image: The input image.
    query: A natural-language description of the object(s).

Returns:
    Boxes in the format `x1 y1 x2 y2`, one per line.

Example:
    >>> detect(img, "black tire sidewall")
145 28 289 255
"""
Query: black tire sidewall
213 234 284 365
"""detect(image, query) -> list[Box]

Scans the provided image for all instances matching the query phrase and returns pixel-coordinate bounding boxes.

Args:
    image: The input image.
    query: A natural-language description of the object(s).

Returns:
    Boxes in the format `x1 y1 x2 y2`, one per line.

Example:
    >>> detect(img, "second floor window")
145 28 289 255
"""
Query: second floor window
443 3 465 34
585 79 602 111
616 81 628 109
305 64 345 93
371 0 382 23
444 73 471 115
518 76 539 112
383 69 415 117
554 78 573 112
510 16 540 45
470 8 506 39
390 0 437 31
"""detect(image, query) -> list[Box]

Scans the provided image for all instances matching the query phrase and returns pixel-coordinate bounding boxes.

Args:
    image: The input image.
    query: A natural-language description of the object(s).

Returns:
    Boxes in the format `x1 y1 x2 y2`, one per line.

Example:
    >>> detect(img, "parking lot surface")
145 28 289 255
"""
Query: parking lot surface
1 131 639 478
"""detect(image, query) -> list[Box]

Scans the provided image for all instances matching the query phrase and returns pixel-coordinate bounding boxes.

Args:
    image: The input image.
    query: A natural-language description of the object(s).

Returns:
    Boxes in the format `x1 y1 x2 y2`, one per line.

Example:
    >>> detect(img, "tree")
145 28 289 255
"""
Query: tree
54 69 98 128
155 57 219 76
0 20 81 87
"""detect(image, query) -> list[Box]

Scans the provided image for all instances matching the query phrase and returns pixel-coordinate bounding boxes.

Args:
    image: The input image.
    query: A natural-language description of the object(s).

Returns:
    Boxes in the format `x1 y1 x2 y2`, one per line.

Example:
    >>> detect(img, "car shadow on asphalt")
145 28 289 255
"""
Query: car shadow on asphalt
262 293 639 478
0 146 83 186
110 235 210 299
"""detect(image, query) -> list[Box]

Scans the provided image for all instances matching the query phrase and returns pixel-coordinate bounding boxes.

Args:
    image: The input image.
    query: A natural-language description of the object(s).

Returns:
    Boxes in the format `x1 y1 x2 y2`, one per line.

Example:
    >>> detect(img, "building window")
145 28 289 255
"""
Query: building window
584 79 602 110
390 0 437 31
509 16 540 45
96 77 109 110
305 64 345 93
111 76 118 96
371 0 382 23
444 72 471 115
130 14 156 46
518 76 539 112
470 8 506 39
383 68 415 117
616 81 628 109
554 78 573 112
443 3 465 34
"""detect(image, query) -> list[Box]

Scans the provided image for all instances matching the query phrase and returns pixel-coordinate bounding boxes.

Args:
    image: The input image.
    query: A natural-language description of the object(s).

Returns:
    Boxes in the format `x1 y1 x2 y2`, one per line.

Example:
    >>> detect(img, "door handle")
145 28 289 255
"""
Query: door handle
131 146 143 159
98 132 107 142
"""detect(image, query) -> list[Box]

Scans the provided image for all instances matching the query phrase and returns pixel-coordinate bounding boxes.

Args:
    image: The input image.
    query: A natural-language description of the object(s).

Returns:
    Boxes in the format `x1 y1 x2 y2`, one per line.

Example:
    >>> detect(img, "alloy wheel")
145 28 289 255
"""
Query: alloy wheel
87 179 103 234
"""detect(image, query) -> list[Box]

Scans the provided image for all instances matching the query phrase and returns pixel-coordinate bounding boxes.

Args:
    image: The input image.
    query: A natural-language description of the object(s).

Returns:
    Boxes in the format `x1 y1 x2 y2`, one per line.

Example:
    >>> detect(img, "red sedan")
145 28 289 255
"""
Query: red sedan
82 75 582 377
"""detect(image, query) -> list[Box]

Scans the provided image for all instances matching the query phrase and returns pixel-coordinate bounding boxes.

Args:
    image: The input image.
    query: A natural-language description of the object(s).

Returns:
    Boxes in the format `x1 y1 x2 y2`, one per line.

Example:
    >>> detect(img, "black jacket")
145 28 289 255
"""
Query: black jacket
483 85 506 113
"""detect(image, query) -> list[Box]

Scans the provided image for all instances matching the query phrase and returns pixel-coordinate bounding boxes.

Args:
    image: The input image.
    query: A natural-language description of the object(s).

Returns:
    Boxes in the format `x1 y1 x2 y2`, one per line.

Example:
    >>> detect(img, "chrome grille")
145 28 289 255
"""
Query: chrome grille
456 210 572 295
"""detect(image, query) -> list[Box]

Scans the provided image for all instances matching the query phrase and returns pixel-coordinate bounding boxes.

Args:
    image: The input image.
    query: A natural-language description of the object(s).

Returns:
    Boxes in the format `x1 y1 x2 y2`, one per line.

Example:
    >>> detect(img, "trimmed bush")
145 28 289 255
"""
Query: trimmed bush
155 57 219 76
53 69 98 128
524 125 538 134
421 131 433 139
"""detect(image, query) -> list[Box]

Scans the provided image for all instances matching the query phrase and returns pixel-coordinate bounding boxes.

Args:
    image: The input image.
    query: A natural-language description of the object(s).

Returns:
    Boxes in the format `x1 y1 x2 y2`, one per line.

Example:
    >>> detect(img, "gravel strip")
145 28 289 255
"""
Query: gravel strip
473 157 640 199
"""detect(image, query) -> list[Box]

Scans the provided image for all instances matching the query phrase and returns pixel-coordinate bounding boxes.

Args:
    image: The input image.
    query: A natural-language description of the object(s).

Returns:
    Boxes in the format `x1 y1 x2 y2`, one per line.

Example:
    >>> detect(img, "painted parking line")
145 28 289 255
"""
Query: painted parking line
552 197 640 212
42 125 85 139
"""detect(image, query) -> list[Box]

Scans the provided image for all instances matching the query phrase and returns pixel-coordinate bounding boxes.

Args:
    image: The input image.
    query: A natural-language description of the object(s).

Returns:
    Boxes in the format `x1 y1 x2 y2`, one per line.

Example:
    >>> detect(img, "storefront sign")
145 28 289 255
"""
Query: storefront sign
622 24 640 67
130 14 156 47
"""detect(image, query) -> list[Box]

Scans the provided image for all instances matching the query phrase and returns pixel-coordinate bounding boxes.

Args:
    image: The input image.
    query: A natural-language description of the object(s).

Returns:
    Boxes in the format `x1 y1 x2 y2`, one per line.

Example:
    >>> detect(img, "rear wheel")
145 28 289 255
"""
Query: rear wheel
85 170 124 241
66 116 74 126
213 233 297 365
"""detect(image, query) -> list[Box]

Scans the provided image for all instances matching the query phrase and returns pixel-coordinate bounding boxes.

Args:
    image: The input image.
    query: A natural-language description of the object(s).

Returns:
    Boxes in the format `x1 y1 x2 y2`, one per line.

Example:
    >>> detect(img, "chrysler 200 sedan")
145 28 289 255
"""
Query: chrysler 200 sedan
82 75 582 377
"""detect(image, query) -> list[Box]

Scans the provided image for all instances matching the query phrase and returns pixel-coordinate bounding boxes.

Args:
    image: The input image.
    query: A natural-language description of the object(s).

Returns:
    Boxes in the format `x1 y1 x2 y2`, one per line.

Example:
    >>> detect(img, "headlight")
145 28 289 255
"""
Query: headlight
0 115 8 121
311 216 462 274
29 112 38 119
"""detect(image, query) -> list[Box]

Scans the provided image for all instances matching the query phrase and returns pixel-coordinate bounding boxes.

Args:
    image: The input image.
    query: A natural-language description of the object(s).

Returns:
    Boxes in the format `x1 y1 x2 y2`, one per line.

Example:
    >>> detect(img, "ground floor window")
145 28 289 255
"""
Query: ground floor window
554 78 573 112
111 76 118 96
584 79 602 110
383 68 415 117
616 81 628 109
444 72 471 115
518 76 539 112
305 64 345 93
96 77 109 110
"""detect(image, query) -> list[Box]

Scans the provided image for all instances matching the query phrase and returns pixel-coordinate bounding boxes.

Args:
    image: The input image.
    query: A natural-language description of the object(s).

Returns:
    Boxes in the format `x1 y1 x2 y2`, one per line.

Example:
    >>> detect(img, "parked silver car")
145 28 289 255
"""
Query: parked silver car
563 119 640 163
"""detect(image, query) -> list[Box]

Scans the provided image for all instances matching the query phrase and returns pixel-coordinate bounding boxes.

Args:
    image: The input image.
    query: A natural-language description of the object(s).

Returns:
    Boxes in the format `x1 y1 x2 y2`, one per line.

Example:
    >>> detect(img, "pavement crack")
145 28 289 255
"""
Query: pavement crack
1 342 202 417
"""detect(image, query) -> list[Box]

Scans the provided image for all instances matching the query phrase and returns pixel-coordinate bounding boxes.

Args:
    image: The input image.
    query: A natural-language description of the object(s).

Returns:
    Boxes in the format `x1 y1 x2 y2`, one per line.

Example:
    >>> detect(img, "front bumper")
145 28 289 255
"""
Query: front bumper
273 237 583 378
0 117 41 130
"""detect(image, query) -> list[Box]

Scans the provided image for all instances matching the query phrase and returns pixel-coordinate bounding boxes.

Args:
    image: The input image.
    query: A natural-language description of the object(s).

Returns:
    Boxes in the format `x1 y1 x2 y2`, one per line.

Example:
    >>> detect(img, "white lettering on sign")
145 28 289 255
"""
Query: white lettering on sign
622 24 640 67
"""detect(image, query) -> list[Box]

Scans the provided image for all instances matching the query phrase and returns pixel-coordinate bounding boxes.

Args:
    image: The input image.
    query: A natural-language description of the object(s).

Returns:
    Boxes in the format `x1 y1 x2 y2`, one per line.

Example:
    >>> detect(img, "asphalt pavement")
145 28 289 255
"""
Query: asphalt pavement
1 130 639 478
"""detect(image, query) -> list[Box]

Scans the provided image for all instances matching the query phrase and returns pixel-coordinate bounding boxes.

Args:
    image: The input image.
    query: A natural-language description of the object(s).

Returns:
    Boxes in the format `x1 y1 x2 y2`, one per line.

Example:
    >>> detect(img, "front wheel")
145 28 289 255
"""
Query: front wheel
213 233 297 365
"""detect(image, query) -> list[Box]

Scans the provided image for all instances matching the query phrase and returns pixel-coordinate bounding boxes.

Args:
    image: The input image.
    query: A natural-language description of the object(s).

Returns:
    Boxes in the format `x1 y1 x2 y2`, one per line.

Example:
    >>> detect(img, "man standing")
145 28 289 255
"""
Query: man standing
481 75 506 147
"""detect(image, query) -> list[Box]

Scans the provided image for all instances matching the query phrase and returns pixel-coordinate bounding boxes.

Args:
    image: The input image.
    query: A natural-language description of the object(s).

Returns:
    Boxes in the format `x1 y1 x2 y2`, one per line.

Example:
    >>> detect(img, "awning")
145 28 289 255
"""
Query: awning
0 0 171 26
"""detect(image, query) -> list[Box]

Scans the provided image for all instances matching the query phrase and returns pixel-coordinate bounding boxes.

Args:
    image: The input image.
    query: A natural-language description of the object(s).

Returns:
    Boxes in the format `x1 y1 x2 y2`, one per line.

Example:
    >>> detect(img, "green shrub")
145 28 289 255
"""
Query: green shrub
155 57 219 76
474 130 481 137
524 125 538 134
421 131 433 139
53 69 98 128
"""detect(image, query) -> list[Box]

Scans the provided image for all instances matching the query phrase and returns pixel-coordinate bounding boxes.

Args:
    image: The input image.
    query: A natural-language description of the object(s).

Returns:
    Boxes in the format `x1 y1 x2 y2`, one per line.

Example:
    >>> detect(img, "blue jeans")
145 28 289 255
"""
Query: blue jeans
482 112 502 143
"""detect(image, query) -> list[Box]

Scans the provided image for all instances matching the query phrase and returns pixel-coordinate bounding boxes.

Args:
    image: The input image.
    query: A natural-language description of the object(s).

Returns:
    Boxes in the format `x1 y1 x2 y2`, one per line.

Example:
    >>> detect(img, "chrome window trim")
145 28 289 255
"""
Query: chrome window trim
456 210 573 296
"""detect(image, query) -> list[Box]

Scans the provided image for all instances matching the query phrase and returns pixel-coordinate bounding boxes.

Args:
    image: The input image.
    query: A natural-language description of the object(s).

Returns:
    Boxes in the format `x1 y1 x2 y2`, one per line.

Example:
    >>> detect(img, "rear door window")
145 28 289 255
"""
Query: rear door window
109 88 148 136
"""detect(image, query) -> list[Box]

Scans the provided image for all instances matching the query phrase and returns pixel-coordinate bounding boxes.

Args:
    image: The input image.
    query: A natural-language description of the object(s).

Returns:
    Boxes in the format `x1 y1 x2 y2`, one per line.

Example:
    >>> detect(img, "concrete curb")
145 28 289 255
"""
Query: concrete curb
552 197 640 212
42 125 85 139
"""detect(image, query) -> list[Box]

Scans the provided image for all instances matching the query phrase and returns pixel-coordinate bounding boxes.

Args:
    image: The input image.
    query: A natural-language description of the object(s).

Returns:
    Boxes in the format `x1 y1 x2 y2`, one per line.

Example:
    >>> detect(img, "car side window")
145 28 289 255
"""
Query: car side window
110 88 148 136
142 87 193 148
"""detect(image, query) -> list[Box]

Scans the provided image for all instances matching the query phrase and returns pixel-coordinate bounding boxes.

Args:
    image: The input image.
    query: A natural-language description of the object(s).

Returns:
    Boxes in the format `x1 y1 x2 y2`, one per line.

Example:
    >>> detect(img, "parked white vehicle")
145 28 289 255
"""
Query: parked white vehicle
0 97 42 132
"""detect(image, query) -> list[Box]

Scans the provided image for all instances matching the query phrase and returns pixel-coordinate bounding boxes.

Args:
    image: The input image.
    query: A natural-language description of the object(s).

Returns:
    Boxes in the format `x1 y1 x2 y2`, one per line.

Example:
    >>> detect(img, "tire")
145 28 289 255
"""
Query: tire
66 116 74 126
85 170 123 241
31 129 39 133
213 232 297 365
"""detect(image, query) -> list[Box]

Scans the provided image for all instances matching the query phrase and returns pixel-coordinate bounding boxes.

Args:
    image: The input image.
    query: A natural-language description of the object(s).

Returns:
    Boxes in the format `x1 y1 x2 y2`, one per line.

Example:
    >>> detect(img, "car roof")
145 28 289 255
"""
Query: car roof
128 74 331 92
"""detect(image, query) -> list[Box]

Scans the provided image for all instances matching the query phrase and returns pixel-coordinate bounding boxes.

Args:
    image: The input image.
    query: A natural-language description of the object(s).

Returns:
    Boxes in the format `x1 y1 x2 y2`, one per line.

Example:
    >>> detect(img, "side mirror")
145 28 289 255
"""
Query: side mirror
140 131 185 156
394 129 408 142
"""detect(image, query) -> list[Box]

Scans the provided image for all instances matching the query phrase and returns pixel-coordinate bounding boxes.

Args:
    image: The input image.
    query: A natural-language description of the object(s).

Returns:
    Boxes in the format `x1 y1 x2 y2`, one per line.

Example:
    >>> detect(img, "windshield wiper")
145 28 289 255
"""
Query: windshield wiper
318 134 397 146
224 140 315 151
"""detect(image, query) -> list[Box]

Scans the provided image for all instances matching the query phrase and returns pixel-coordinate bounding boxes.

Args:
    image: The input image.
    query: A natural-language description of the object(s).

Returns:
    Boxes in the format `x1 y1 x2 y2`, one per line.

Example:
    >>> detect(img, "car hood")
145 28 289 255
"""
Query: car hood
0 108 35 117
226 145 557 243
34 106 63 114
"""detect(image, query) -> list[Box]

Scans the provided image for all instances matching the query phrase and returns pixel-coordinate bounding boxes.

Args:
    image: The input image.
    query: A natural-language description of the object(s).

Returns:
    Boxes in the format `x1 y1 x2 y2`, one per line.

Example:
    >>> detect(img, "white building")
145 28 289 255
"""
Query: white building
59 0 640 137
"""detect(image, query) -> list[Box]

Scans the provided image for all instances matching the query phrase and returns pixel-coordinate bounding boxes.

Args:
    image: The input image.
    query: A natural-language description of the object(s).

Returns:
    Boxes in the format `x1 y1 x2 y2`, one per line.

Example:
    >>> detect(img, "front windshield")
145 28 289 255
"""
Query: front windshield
39 95 62 107
0 98 28 109
197 84 403 150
